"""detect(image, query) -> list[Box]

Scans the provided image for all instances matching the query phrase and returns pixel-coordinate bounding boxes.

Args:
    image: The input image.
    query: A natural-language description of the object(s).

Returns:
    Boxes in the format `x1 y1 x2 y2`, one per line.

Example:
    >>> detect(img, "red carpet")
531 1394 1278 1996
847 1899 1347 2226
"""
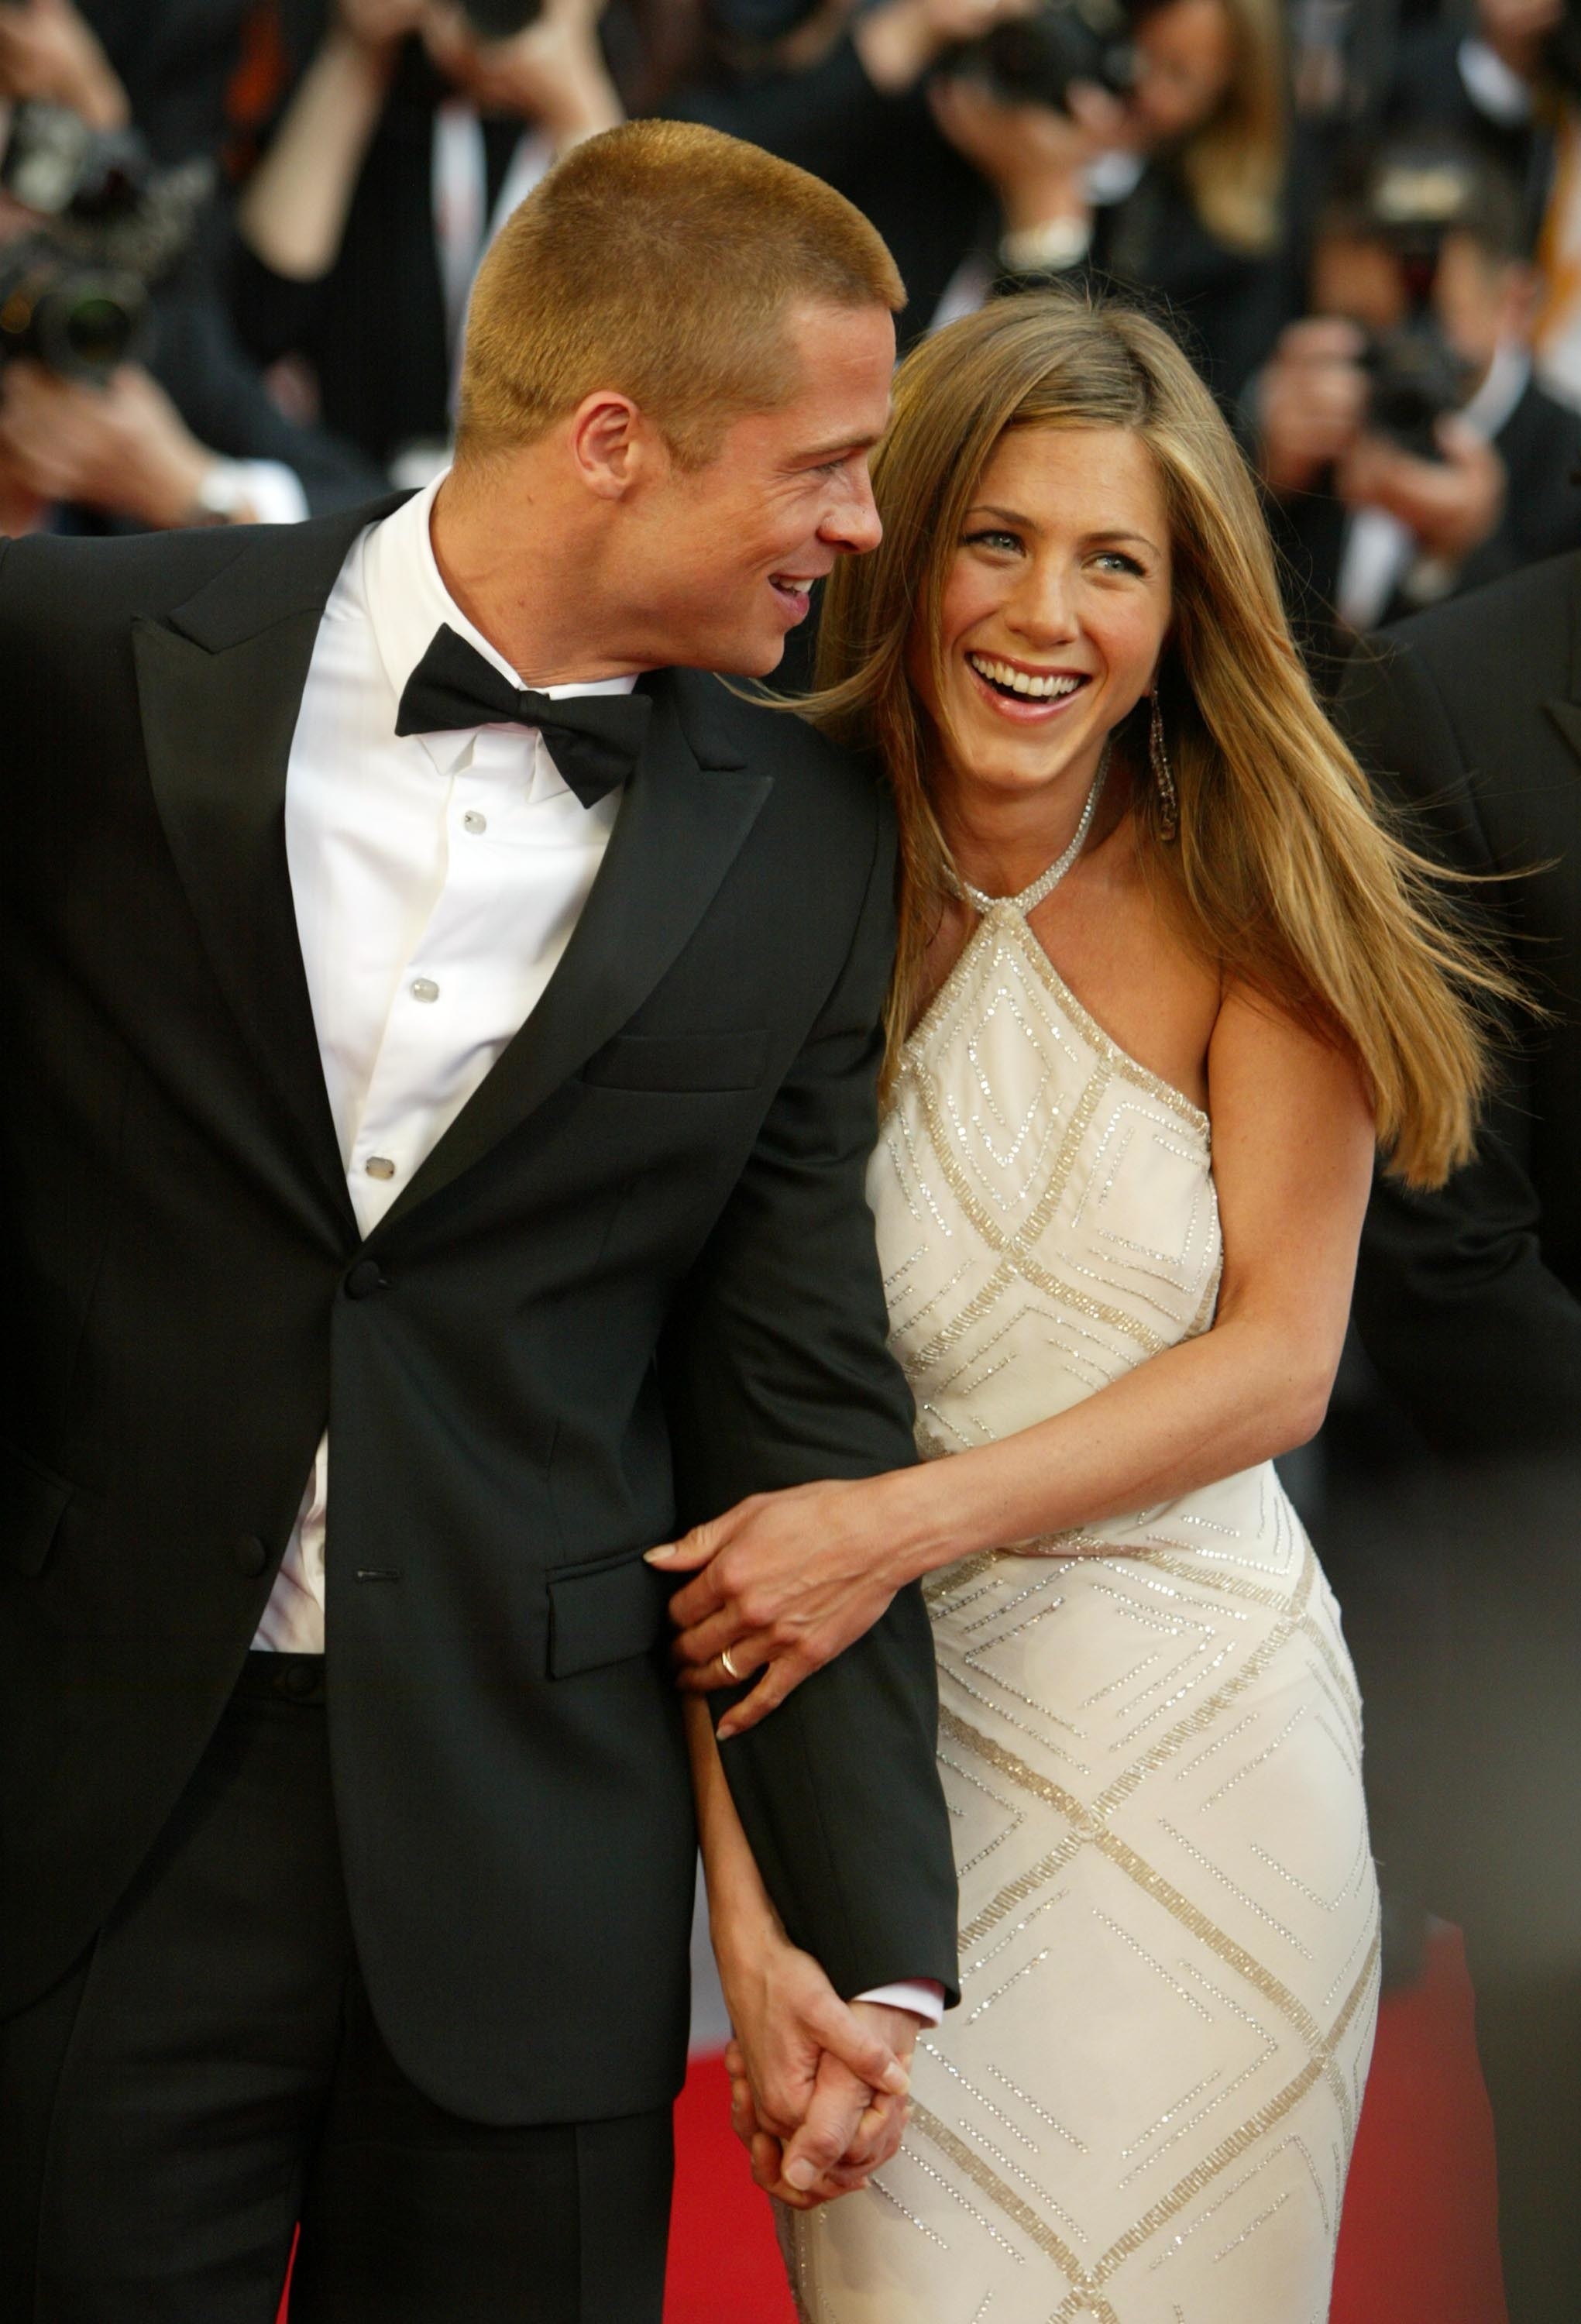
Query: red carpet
278 1925 1505 2322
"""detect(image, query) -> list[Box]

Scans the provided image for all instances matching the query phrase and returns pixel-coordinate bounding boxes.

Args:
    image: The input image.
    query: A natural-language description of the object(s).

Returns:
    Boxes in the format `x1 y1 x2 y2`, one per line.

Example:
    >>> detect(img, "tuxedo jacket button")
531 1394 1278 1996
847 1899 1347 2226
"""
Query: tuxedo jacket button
234 1534 267 1578
344 1259 389 1301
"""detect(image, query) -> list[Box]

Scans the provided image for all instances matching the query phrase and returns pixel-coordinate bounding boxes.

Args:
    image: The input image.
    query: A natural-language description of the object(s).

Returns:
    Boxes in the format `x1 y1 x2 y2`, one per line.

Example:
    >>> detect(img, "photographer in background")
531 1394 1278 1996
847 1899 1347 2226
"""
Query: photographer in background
229 0 621 478
651 0 1016 351
0 95 380 531
1384 0 1581 409
928 0 1297 404
1256 138 1581 680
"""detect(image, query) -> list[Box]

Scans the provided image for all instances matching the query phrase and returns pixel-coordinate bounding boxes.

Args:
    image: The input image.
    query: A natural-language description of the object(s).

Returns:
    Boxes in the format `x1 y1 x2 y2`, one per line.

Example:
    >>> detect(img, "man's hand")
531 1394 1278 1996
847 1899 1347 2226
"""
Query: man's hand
423 0 620 147
0 359 228 528
1335 415 1507 566
0 0 128 128
651 1473 926 1741
1255 318 1369 496
855 0 1037 95
928 71 1126 232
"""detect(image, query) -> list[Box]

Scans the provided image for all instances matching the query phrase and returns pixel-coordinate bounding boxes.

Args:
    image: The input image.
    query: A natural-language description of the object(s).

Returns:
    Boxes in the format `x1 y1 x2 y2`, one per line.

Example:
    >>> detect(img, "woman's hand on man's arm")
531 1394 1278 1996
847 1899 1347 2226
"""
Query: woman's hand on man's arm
651 1470 938 1741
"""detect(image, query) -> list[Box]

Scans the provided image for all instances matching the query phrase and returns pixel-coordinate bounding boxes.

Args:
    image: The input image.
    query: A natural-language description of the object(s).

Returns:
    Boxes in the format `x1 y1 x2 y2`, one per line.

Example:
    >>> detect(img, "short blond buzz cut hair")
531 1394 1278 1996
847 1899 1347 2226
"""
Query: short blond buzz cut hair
455 119 905 470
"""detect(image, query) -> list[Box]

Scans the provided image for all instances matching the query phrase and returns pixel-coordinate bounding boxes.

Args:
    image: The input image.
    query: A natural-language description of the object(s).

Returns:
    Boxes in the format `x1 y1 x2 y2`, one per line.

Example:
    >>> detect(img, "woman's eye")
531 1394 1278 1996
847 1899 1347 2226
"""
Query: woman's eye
964 528 1021 554
1093 550 1146 576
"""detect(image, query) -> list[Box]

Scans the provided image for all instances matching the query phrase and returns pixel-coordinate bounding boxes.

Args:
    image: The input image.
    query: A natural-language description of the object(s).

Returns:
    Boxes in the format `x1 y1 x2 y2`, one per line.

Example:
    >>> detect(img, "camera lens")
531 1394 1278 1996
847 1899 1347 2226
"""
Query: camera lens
0 249 149 384
61 294 136 373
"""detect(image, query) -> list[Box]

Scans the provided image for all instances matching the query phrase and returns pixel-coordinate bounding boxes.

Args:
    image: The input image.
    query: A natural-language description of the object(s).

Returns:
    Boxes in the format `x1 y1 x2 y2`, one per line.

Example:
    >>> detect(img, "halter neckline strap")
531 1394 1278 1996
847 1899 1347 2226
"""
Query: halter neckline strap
947 744 1112 920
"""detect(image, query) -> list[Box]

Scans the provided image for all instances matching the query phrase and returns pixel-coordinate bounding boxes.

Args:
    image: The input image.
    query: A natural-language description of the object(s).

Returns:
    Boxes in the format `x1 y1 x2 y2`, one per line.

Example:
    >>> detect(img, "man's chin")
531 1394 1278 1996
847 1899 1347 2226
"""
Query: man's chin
686 634 786 680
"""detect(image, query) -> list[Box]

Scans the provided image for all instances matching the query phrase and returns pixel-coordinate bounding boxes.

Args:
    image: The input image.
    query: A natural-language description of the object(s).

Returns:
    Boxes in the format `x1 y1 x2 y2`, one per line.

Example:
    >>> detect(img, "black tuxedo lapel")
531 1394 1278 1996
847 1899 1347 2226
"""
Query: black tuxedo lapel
133 500 407 1240
373 672 772 1236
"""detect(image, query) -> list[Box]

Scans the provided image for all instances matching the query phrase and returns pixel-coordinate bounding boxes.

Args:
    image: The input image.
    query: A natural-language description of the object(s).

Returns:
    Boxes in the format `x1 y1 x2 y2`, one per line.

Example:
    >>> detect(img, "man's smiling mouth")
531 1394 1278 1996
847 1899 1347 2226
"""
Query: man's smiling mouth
769 575 817 622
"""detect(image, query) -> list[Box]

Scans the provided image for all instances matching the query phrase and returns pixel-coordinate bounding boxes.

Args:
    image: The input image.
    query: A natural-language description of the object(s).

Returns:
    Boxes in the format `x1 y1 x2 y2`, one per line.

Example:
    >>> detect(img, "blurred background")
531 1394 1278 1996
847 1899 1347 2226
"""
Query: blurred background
4 1 1577 2316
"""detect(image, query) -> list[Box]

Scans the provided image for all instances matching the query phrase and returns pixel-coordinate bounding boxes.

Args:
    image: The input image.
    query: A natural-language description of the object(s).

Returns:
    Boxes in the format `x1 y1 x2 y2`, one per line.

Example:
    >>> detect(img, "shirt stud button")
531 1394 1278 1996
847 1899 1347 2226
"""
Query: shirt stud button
234 1534 267 1578
364 1156 397 1181
410 977 440 1003
462 810 486 835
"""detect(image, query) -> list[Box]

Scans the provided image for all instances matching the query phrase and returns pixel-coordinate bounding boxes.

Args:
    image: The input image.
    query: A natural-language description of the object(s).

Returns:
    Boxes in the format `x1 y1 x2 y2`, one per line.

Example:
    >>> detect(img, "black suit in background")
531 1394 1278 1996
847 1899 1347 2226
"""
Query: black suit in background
229 40 523 473
1273 373 1581 691
1332 558 1581 2324
0 502 959 2318
128 263 387 518
1086 163 1299 412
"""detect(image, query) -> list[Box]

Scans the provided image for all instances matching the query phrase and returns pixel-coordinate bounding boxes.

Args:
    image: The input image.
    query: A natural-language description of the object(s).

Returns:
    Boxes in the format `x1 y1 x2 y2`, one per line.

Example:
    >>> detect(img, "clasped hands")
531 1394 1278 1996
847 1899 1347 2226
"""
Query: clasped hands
651 1477 937 2201
716 1932 923 2209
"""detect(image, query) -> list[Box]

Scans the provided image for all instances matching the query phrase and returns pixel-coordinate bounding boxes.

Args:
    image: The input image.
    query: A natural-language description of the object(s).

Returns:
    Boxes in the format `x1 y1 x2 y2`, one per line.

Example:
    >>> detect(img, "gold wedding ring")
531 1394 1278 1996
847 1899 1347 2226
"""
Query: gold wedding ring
720 1646 742 1681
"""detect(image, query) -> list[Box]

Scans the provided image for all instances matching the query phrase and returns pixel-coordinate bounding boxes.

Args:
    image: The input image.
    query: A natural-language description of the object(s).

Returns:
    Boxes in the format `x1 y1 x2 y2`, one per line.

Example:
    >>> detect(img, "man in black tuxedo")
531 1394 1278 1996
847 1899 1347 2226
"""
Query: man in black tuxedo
1335 554 1581 2322
0 119 959 2322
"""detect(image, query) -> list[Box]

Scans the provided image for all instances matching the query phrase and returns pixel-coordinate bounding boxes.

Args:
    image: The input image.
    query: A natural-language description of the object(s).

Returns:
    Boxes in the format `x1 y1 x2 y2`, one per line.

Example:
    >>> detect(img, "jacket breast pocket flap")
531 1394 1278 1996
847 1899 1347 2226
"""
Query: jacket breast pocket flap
0 1440 74 1577
579 1029 768 1093
548 1549 675 1679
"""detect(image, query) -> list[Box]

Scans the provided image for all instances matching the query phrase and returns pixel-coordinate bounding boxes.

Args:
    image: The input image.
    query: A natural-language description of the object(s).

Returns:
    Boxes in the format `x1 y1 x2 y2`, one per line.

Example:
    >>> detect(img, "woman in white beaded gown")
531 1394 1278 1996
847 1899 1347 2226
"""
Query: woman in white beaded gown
657 294 1504 2324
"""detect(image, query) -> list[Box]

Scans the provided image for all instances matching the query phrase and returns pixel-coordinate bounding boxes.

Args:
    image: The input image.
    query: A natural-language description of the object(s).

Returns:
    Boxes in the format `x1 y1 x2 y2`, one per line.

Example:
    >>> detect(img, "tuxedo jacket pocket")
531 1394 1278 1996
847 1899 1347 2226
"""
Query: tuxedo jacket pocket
578 1029 768 1093
0 1439 74 1577
547 1545 676 1678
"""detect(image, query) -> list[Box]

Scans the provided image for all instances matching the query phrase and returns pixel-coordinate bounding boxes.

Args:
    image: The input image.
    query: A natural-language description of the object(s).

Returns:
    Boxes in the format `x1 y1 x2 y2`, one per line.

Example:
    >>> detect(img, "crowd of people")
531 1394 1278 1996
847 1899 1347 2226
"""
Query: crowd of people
3 0 1581 592
0 3 1578 2321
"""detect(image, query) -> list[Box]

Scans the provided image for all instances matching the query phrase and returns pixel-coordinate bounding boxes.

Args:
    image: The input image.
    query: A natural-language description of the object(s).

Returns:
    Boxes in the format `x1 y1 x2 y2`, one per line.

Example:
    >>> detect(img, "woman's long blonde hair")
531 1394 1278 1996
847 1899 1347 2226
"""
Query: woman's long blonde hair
809 292 1508 1190
1171 0 1287 255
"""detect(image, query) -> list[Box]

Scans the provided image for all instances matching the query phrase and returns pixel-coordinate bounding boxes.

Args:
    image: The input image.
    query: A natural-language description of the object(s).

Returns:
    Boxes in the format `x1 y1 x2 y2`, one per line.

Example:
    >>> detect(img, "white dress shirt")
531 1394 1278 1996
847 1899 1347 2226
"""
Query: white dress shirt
260 473 631 1654
255 476 942 2022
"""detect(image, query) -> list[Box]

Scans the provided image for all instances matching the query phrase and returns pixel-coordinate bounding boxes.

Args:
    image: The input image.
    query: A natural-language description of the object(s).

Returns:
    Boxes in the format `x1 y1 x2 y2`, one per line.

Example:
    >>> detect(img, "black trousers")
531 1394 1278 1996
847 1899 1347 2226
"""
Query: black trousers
0 1657 673 2324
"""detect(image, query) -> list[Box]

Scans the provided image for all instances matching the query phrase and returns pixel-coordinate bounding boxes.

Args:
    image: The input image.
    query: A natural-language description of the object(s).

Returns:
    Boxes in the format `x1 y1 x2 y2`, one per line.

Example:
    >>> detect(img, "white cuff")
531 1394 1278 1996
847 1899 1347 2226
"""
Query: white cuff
1458 36 1536 125
225 459 310 526
854 1978 946 2026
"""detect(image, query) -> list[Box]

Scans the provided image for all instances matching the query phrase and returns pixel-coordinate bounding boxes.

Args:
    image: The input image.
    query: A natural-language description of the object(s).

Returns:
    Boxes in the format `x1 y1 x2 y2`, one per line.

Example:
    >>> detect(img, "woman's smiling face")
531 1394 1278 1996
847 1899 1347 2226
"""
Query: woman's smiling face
913 424 1175 811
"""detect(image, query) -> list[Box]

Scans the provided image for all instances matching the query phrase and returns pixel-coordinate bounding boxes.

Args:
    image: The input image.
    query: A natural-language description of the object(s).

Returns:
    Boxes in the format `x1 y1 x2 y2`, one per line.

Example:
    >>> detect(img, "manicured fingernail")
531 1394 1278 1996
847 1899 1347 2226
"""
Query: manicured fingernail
644 1545 675 1563
785 2158 816 2191
881 2064 909 2096
716 1722 738 1742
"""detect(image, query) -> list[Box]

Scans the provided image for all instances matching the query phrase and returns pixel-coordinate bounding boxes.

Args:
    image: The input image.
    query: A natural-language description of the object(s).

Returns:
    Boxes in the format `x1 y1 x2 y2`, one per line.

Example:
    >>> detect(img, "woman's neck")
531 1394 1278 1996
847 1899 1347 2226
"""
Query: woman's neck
937 741 1130 901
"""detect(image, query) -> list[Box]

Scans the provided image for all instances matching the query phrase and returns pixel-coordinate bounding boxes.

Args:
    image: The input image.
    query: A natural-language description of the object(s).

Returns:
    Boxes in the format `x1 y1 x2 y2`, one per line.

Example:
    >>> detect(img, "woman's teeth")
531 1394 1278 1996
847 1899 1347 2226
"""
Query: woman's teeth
968 655 1084 701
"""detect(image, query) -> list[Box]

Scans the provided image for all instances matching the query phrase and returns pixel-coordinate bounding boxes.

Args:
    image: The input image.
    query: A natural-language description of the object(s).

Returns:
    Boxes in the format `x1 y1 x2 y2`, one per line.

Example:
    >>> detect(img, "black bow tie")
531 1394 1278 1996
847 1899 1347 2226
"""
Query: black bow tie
395 624 651 808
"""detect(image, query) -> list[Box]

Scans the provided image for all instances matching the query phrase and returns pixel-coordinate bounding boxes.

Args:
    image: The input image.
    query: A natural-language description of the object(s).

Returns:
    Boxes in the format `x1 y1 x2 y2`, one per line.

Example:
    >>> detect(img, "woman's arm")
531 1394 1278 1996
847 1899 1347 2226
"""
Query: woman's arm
236 0 418 284
658 986 1375 1736
683 1698 915 2202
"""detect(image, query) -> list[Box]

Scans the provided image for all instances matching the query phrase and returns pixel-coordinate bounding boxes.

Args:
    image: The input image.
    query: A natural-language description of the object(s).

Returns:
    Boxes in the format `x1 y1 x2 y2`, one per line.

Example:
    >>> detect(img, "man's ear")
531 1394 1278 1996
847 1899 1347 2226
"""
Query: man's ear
568 391 669 501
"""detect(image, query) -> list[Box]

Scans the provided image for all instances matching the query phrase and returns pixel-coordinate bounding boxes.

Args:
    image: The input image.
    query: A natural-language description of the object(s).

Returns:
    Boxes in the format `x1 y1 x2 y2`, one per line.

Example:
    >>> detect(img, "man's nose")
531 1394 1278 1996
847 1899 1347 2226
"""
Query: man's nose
823 466 883 558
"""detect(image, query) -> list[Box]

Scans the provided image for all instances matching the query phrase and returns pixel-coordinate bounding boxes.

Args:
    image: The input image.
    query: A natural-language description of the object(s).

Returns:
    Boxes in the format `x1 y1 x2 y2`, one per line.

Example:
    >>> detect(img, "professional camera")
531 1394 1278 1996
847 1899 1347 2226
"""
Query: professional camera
937 0 1138 115
0 103 208 383
1349 146 1487 460
1361 325 1476 462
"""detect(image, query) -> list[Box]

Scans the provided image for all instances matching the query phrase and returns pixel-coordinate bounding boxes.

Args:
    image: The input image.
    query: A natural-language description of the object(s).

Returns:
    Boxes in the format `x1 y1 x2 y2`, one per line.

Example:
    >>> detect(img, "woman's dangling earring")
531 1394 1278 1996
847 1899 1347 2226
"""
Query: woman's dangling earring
1148 692 1179 842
